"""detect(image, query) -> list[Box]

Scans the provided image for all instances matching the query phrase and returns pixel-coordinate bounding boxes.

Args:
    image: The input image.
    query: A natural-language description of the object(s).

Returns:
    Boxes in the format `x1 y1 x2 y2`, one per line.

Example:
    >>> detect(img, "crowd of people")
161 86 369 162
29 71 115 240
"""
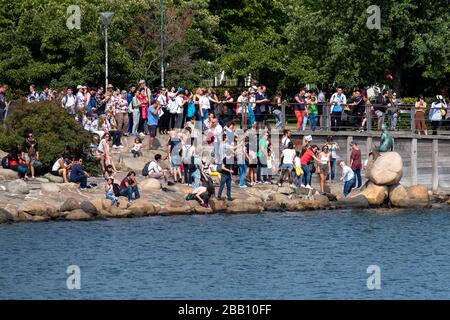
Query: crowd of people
2 80 448 209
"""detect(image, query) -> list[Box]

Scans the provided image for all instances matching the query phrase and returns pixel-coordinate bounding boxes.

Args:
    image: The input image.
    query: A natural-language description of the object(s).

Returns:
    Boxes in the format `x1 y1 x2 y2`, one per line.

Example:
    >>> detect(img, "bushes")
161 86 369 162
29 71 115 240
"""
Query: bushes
0 100 101 175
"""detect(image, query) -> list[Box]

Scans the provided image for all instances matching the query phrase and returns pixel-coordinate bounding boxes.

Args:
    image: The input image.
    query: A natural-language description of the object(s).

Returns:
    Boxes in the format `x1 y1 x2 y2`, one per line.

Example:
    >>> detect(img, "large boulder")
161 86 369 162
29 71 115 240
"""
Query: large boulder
89 198 113 212
108 207 132 218
6 179 29 194
60 198 81 212
18 202 58 218
389 184 431 208
159 204 193 215
41 183 61 193
140 178 162 192
336 194 370 209
226 200 264 214
268 193 290 204
360 182 389 206
65 210 93 221
80 201 98 216
277 186 294 195
0 209 14 224
0 168 19 180
366 152 403 186
43 173 64 183
119 156 147 172
209 198 226 213
127 199 158 216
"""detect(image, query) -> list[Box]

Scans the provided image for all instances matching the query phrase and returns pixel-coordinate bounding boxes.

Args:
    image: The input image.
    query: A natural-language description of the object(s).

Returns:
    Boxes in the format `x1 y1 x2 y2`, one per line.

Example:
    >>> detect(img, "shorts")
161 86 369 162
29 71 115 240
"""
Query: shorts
318 163 329 176
375 110 384 118
281 163 294 170
148 125 157 137
23 153 35 163
51 170 61 176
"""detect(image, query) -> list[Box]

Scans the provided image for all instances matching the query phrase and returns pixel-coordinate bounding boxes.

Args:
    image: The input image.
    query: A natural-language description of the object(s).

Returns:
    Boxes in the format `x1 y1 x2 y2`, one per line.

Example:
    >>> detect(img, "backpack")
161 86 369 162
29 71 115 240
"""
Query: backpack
113 183 121 197
142 161 151 176
1 156 9 169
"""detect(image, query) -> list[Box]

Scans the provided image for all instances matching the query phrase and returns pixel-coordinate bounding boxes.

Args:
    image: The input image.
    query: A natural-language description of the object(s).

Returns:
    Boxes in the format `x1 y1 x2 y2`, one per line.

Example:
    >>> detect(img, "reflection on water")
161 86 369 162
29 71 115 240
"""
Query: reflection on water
1 208 450 299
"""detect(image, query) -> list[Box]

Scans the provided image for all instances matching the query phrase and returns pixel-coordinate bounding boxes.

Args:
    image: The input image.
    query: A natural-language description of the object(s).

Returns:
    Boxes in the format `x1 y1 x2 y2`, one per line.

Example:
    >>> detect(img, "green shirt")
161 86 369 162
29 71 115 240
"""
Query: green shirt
308 104 318 116
257 137 267 158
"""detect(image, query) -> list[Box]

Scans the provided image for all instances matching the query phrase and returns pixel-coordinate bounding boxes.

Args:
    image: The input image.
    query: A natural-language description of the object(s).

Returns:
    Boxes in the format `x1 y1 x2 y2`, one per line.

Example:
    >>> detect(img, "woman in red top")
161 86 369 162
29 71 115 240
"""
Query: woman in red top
138 88 149 135
300 145 319 189
6 143 29 179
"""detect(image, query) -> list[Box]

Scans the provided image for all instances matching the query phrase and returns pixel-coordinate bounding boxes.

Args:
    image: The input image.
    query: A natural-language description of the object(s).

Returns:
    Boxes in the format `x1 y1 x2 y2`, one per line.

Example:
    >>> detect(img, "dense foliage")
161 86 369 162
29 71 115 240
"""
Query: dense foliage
0 100 100 174
0 0 448 96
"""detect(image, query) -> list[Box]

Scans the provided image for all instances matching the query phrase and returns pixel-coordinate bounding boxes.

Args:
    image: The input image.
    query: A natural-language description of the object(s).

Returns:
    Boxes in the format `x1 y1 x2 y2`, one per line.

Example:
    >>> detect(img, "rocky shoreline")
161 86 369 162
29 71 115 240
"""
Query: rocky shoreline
1 151 449 224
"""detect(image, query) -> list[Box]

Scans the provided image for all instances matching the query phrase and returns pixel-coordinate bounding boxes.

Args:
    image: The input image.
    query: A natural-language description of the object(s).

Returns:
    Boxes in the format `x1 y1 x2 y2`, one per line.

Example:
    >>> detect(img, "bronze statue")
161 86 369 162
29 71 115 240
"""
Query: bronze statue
371 124 393 160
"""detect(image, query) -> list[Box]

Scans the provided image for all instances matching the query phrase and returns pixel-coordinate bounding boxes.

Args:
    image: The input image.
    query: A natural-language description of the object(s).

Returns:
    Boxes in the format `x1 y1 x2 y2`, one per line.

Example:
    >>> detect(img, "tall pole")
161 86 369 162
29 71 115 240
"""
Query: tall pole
105 26 109 90
160 0 164 88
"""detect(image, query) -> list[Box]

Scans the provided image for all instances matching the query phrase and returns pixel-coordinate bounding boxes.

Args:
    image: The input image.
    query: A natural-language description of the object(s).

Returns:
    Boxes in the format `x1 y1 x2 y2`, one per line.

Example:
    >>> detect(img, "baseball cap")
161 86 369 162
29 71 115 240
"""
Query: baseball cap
139 80 146 84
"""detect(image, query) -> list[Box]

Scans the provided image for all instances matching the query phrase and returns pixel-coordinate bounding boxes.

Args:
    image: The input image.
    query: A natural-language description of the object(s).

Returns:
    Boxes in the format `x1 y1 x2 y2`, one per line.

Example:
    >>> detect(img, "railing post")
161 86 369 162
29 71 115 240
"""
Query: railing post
324 103 331 131
281 101 286 130
366 104 372 133
410 104 416 134
432 139 439 192
411 138 418 186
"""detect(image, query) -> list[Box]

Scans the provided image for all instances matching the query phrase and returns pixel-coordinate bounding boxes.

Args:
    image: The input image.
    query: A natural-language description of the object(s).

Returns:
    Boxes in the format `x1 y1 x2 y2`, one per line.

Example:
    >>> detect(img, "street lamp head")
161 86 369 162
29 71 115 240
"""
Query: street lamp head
100 11 114 28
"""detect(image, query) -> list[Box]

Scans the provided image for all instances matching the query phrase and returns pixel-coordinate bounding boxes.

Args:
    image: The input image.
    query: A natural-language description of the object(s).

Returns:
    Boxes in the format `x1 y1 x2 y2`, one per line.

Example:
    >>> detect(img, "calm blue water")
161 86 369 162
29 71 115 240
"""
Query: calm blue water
1 208 450 300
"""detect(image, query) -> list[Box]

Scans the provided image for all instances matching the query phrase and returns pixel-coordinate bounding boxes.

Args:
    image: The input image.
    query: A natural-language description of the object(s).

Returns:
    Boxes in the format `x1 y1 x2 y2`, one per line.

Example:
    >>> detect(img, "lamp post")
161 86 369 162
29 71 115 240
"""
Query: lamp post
100 11 114 91
160 0 165 88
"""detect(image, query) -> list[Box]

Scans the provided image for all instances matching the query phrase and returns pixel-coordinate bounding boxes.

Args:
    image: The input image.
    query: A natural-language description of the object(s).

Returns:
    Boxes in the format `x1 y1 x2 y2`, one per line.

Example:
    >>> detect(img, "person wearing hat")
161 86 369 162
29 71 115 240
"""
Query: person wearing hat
139 80 152 105
174 88 185 129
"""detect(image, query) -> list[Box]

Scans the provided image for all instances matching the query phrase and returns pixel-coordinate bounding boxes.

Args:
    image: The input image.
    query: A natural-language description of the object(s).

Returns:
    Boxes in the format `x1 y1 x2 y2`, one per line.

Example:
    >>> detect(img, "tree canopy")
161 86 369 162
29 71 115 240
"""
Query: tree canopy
0 0 448 96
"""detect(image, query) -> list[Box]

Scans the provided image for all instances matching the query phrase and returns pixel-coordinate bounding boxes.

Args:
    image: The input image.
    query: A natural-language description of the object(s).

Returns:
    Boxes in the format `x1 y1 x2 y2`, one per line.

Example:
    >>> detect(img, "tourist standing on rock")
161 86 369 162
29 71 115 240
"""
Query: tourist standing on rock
131 90 142 136
27 84 40 103
317 145 331 193
119 171 140 202
98 133 117 173
22 131 40 180
61 88 78 117
51 155 71 183
300 145 319 189
69 158 90 190
217 156 234 201
148 99 161 150
138 87 150 135
415 95 427 135
157 87 170 134
350 142 362 189
115 90 129 137
175 88 186 129
339 160 355 197
167 130 182 183
105 178 119 206
280 129 292 152
326 136 340 182
257 131 270 184
127 85 137 135
236 135 249 188
279 141 296 187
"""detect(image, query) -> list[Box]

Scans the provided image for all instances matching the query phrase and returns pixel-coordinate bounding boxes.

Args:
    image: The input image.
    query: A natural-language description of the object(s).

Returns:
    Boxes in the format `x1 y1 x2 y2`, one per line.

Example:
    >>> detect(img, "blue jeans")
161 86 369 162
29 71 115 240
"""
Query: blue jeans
106 194 118 205
192 168 201 189
217 174 232 199
238 164 247 186
301 164 311 186
71 175 87 188
309 115 318 131
354 168 362 188
343 178 355 197
273 109 283 129
330 158 337 180
120 186 140 201
201 108 209 131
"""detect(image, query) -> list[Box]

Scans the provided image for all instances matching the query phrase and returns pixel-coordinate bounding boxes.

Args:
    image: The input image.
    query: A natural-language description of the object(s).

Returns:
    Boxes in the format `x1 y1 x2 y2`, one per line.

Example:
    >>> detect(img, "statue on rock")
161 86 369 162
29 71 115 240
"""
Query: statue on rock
371 124 393 160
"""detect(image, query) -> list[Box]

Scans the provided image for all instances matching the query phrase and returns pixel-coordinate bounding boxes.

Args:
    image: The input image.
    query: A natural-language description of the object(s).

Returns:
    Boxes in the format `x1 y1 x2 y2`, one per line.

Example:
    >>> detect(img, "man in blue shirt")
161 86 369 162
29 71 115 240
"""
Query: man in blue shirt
69 158 90 189
127 85 136 134
148 100 161 149
255 86 270 131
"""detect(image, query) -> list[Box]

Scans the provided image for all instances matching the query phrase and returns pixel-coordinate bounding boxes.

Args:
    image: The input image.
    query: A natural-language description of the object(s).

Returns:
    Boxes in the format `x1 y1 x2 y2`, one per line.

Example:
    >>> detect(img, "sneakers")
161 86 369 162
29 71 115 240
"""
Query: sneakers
112 145 118 149
277 183 282 187
264 181 270 184
301 184 306 188
239 185 248 189
118 145 124 149
306 185 313 190
290 183 297 189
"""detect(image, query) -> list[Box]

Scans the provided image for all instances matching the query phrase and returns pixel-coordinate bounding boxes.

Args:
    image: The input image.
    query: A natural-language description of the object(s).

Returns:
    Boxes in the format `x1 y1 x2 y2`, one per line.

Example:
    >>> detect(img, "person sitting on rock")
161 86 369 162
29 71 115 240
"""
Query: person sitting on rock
186 184 215 208
105 178 120 206
69 157 90 190
5 143 29 180
146 154 169 189
119 171 140 202
103 164 115 180
50 154 72 183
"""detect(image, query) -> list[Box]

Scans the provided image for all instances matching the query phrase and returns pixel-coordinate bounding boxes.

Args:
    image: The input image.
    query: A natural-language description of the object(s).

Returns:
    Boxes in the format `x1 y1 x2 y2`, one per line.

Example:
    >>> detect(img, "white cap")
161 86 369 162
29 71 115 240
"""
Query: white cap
139 79 145 84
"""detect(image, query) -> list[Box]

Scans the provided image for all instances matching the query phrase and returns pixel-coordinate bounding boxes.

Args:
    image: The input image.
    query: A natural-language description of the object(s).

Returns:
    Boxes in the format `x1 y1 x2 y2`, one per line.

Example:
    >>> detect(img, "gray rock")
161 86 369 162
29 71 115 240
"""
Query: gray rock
35 177 50 183
336 194 370 209
65 210 92 221
0 209 14 224
60 198 81 212
41 183 60 193
6 179 29 194
80 201 98 215
44 173 64 183
0 168 19 180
